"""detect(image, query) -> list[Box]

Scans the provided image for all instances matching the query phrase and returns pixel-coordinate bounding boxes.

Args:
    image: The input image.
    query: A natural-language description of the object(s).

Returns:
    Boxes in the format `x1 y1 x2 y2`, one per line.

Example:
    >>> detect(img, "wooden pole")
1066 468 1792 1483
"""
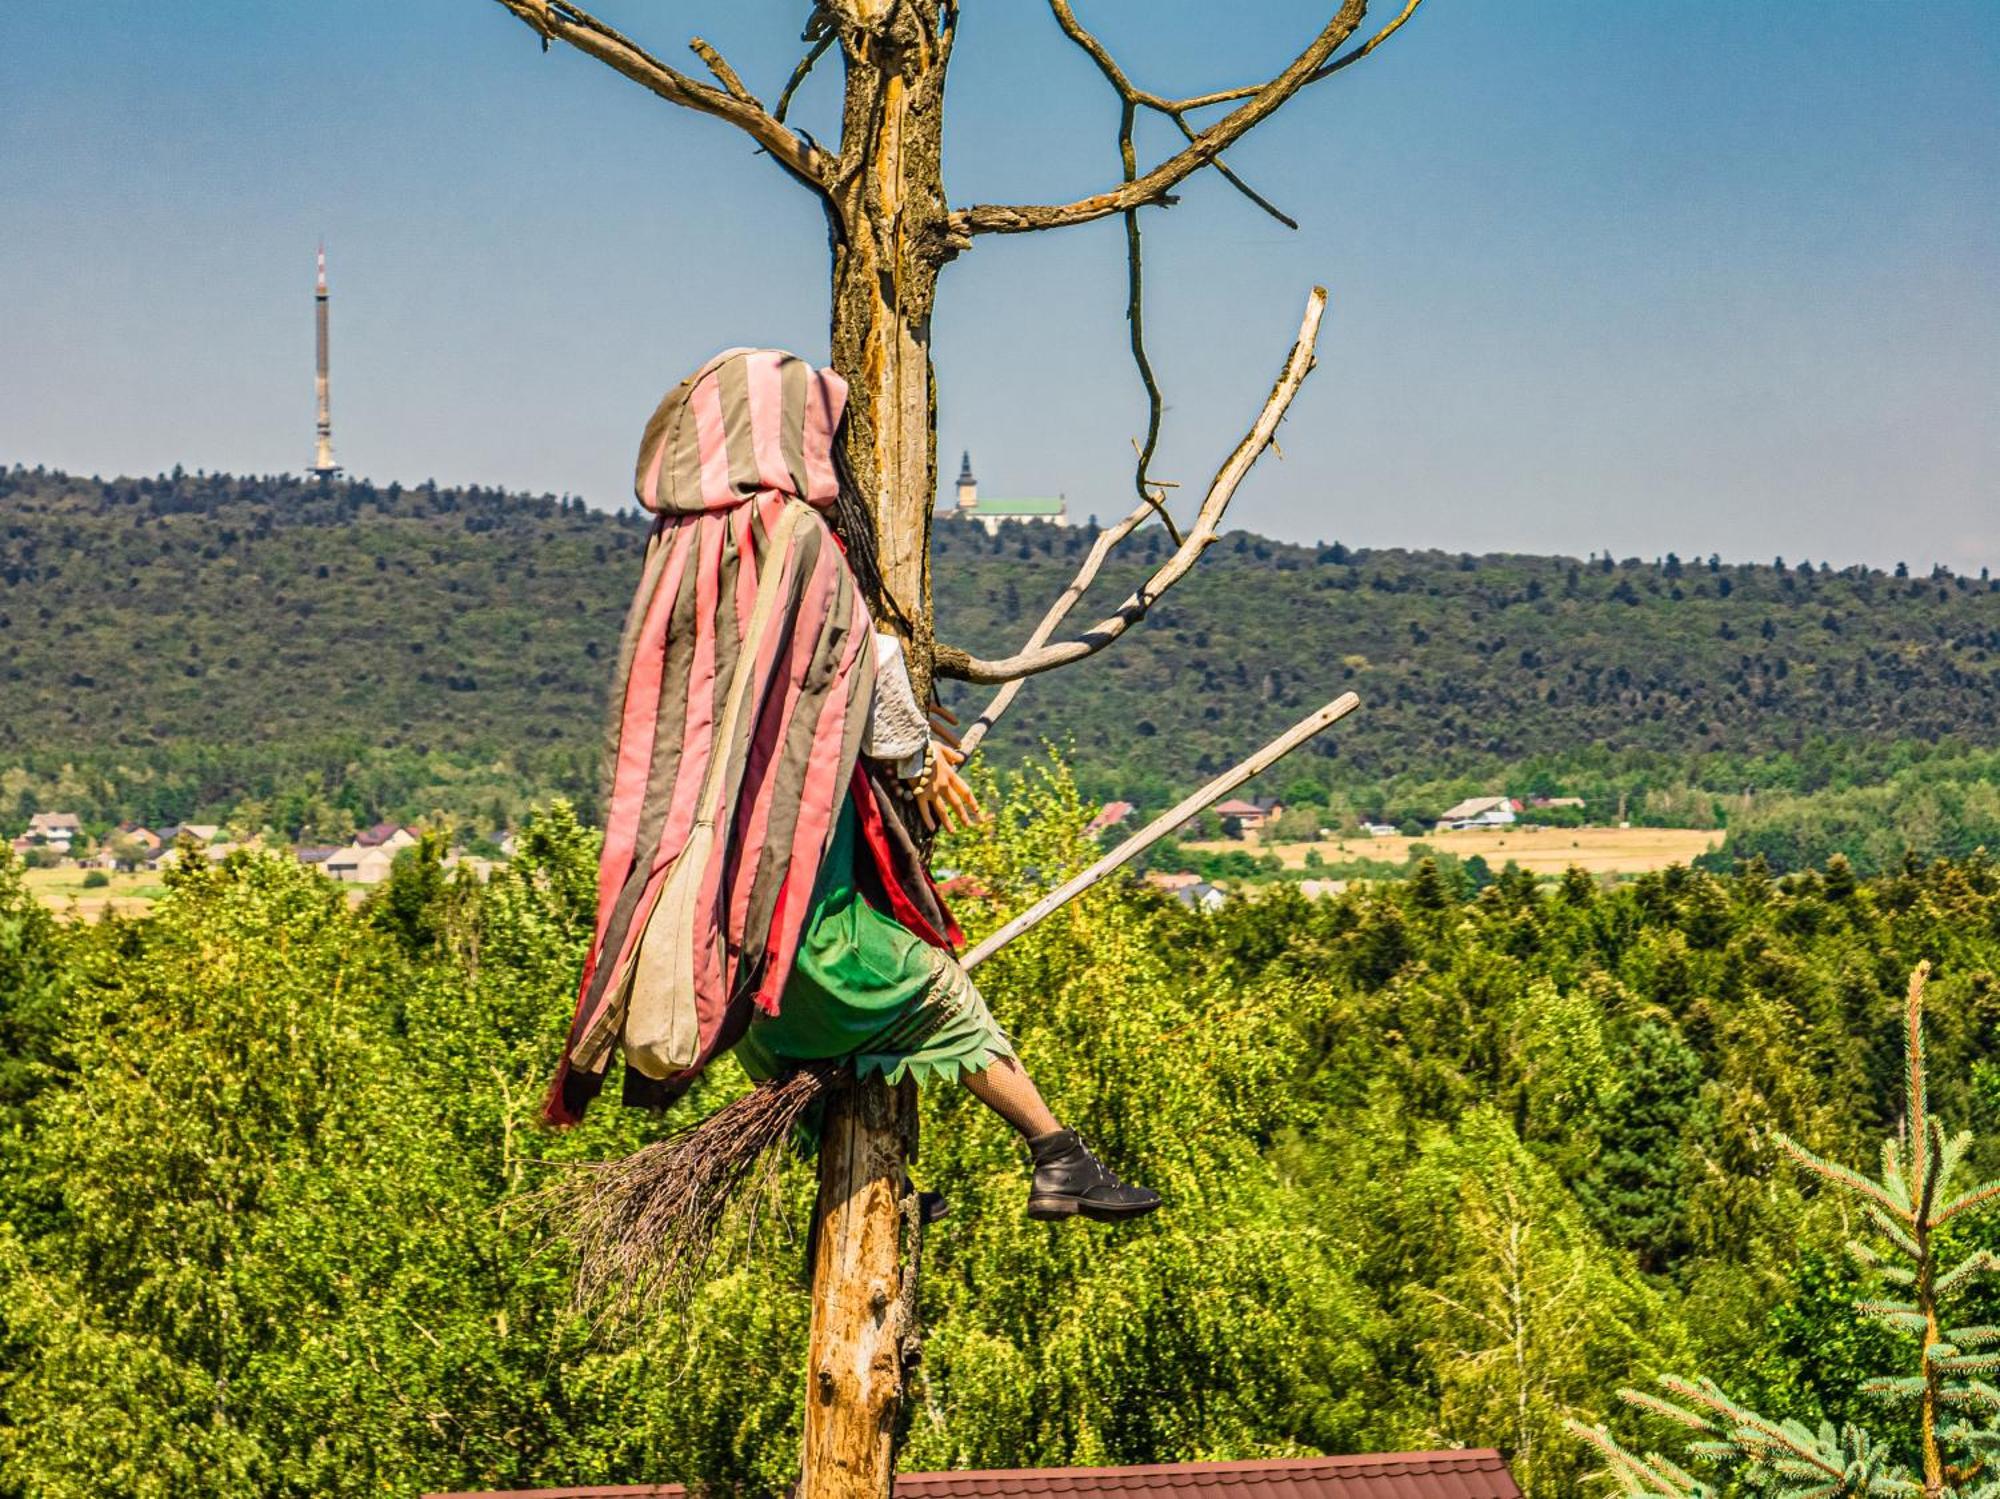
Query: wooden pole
800 1073 921 1499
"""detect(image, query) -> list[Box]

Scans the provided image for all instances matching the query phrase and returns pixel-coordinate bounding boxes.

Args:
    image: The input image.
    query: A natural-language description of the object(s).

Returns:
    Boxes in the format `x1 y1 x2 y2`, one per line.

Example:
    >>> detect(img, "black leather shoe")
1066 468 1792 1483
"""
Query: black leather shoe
1027 1129 1162 1222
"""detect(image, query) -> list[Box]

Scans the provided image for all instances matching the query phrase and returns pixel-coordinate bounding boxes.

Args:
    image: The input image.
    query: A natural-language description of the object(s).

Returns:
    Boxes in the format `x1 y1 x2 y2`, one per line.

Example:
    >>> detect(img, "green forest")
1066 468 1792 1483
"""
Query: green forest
5 465 2000 872
6 757 2000 1497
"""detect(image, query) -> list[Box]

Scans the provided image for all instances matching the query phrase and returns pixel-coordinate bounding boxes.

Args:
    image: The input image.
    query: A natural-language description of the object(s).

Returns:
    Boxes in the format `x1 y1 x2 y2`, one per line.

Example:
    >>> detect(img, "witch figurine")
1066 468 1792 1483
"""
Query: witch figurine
543 348 1158 1223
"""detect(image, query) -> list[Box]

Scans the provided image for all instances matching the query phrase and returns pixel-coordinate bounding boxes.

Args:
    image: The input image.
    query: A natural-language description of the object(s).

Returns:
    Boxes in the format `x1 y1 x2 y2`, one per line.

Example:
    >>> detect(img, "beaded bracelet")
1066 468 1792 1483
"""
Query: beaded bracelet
893 738 938 801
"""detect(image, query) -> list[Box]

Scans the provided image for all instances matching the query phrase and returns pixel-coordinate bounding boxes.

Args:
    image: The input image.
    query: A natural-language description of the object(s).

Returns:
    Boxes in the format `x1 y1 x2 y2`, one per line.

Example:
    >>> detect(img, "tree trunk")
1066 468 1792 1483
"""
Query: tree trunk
801 1074 923 1499
804 8 954 1496
826 0 955 703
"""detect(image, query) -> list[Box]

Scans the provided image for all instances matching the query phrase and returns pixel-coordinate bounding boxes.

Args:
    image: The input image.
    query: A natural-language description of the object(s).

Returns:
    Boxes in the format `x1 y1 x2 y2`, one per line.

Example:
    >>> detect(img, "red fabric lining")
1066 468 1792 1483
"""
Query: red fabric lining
849 767 962 952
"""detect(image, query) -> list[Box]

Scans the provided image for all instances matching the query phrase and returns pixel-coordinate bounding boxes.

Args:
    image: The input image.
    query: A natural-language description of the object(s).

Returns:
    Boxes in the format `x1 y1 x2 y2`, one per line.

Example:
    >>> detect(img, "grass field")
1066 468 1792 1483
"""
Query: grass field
22 867 169 920
23 823 1717 918
1189 823 1724 877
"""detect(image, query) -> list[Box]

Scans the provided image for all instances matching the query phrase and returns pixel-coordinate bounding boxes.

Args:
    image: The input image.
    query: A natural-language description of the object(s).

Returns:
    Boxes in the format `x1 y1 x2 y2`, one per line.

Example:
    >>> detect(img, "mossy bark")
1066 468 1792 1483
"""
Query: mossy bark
824 0 959 705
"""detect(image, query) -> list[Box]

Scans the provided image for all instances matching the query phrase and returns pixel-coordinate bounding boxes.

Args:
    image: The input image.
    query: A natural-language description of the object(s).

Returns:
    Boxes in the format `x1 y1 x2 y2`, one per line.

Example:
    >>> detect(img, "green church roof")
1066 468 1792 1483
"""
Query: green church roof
966 496 1065 516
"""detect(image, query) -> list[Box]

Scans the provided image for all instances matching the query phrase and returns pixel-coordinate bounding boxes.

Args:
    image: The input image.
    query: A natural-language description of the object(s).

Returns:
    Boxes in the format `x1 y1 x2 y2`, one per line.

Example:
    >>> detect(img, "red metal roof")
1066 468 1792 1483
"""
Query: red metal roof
427 1448 1519 1499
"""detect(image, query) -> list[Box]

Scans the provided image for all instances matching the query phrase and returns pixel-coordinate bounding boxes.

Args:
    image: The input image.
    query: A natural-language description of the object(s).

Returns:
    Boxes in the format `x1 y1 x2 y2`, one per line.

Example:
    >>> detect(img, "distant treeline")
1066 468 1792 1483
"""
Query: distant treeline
4 464 1997 870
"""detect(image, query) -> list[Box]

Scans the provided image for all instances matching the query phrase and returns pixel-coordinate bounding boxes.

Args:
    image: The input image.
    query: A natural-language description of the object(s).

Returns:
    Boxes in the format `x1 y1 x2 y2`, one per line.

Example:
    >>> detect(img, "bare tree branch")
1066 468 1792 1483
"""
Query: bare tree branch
774 29 837 123
1172 0 1427 111
954 5 1379 236
1163 112 1299 228
1036 0 1316 629
688 36 757 107
1050 0 1300 231
934 285 1327 684
958 501 1154 756
1116 106 1182 538
488 0 834 194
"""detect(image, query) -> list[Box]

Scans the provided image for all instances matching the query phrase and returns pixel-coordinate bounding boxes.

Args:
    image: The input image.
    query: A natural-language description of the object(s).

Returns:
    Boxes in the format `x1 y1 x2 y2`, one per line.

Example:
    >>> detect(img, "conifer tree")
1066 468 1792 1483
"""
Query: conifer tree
1577 1021 1704 1274
1572 962 2000 1499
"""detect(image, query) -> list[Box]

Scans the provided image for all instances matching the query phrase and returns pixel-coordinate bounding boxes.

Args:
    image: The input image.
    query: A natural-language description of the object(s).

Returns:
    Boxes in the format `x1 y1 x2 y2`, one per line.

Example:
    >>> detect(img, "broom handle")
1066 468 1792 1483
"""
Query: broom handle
960 691 1361 971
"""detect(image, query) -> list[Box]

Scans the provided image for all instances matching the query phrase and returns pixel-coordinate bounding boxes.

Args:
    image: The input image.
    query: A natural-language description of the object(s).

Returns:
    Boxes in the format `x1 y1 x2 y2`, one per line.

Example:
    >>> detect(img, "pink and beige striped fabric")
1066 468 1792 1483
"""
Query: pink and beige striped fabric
544 349 877 1125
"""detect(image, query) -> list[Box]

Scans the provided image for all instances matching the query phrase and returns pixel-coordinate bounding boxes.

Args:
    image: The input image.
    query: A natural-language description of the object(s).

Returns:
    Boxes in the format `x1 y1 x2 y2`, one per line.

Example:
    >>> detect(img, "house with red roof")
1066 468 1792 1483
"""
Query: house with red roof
1212 796 1282 838
1084 800 1136 838
427 1447 1522 1499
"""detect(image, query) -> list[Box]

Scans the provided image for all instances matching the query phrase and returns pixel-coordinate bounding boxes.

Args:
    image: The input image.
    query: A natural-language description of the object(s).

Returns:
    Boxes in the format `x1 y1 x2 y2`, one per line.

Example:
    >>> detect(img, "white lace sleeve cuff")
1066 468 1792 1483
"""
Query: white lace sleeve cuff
864 633 930 773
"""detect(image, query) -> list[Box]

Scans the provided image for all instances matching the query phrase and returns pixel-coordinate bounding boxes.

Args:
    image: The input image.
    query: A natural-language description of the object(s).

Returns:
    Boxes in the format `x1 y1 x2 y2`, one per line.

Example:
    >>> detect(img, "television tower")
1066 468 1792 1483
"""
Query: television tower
309 243 340 476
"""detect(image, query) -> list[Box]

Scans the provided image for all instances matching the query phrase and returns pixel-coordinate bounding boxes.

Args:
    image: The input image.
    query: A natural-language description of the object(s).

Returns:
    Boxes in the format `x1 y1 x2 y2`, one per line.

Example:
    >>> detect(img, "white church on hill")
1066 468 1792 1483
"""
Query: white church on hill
942 452 1068 536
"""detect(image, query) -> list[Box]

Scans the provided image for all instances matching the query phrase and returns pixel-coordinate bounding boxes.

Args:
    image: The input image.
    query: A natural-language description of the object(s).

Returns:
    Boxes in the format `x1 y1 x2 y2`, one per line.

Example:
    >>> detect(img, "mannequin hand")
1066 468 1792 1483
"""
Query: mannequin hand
915 740 983 834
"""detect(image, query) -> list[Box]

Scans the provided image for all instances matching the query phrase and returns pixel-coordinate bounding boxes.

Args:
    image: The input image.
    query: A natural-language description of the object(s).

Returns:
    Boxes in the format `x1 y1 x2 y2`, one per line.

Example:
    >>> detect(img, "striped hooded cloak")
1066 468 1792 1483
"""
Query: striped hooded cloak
545 348 956 1126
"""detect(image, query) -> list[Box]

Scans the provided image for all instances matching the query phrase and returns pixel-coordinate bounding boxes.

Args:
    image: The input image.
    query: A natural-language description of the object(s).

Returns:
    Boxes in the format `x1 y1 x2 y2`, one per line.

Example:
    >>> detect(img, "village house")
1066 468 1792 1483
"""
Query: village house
149 839 252 871
157 823 222 845
1436 795 1517 831
940 452 1069 536
1084 800 1135 837
442 850 501 881
15 811 83 858
325 843 398 884
140 824 223 871
356 821 419 852
1212 796 1282 838
86 822 163 870
1175 880 1228 913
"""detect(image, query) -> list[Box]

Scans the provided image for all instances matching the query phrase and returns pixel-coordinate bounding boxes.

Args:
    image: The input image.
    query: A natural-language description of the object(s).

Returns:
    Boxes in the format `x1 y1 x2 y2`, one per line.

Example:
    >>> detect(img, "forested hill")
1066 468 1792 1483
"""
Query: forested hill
4 464 1997 821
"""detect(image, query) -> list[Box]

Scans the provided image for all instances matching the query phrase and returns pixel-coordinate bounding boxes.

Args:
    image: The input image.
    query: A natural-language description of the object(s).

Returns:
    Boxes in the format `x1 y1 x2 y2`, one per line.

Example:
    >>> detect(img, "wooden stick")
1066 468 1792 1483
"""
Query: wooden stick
961 691 1361 970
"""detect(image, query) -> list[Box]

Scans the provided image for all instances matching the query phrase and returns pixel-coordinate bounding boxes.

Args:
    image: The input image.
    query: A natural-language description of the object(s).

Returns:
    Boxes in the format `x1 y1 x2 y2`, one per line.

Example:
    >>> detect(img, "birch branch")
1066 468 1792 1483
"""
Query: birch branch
487 0 834 194
962 691 1362 970
933 284 1327 685
958 500 1154 757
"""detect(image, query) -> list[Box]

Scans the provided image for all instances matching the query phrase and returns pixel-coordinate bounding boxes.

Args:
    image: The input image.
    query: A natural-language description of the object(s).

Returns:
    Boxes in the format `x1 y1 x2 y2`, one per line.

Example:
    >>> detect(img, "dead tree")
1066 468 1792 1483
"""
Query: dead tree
483 3 1424 1494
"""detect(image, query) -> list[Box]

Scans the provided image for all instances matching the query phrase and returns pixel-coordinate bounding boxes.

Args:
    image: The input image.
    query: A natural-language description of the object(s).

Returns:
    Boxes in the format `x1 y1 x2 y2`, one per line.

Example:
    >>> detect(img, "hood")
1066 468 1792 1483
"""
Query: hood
634 347 848 514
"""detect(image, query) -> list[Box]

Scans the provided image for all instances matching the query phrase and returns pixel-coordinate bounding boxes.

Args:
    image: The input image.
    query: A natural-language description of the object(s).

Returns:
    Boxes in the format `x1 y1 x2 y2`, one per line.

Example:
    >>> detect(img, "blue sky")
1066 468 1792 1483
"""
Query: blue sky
2 2 1994 570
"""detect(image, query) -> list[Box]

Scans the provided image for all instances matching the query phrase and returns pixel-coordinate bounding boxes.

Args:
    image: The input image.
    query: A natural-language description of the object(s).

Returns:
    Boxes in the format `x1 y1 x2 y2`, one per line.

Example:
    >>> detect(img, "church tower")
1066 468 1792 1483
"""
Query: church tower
955 450 977 511
309 244 340 476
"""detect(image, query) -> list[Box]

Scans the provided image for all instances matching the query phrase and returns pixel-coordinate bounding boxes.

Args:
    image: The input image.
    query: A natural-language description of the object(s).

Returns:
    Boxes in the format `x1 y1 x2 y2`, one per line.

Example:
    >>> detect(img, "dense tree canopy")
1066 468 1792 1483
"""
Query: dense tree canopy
5 757 2000 1496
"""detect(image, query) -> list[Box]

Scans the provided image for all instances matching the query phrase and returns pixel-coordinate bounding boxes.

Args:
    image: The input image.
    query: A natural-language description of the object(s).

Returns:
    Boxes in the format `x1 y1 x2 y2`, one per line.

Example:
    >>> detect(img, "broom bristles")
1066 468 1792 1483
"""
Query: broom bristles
525 1064 836 1316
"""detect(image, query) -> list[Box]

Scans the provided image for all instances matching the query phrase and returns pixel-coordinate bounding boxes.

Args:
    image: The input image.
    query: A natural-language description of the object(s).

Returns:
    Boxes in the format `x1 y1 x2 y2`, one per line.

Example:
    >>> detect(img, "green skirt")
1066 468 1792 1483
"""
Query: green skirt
734 797 1013 1088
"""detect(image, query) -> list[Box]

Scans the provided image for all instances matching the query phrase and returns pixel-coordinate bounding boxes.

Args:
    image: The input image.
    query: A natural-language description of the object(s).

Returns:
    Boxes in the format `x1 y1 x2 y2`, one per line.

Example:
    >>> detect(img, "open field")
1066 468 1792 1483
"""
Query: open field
1187 823 1724 877
22 867 168 920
